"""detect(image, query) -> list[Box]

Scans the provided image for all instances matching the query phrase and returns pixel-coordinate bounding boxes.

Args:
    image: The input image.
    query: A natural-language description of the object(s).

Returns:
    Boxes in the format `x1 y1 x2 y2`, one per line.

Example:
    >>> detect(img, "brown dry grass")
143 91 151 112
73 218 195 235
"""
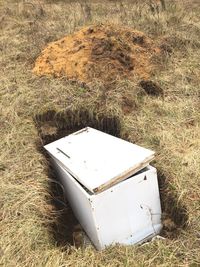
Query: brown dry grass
0 0 200 266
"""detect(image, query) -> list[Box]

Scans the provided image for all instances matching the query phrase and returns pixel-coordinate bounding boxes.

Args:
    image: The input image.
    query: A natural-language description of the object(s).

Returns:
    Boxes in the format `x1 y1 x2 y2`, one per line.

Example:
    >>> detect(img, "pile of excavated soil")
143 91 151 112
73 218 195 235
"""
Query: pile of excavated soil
33 24 160 85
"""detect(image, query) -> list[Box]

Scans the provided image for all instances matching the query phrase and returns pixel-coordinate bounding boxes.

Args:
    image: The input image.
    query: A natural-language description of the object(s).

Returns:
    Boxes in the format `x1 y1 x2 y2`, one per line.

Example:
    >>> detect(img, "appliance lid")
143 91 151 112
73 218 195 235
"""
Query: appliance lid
44 127 155 193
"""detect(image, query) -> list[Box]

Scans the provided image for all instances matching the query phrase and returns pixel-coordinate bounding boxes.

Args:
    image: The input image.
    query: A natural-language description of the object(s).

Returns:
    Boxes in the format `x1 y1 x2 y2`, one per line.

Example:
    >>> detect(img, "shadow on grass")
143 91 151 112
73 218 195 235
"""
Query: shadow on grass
157 170 189 238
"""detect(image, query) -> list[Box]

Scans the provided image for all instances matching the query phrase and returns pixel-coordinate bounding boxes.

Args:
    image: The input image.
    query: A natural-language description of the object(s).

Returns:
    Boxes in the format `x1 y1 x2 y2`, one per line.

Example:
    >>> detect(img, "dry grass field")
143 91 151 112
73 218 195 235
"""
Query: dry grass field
0 0 200 266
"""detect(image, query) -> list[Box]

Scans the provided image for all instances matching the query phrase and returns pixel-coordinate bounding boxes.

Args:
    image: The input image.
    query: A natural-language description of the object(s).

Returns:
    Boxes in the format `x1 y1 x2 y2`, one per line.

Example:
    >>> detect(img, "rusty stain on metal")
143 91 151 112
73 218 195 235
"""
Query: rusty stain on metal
56 147 71 158
73 127 89 135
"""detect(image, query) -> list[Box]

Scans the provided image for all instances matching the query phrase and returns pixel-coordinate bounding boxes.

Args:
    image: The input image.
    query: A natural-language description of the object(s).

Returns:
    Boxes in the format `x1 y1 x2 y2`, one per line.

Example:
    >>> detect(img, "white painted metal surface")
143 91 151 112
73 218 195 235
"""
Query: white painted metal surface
51 159 162 250
44 127 155 193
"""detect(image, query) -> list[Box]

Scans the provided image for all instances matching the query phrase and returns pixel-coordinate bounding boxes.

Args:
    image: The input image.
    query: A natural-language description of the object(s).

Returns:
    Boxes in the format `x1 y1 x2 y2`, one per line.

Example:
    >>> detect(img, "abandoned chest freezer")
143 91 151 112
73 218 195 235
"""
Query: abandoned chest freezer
44 127 162 250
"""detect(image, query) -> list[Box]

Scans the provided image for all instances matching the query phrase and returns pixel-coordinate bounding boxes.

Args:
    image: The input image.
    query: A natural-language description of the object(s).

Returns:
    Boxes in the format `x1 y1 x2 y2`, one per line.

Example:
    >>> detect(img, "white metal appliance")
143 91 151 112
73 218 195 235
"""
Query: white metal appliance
44 127 162 250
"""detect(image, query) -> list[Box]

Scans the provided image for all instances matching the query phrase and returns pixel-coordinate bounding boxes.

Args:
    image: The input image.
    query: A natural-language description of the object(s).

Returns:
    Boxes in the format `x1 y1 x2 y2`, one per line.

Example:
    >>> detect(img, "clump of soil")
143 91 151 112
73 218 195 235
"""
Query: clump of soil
33 24 160 85
139 80 164 96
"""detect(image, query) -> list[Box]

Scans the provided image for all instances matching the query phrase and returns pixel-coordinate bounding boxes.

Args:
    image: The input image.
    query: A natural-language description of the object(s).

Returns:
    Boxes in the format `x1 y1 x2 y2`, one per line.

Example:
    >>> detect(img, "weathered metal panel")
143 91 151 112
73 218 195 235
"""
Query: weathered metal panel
91 166 162 249
52 159 101 249
51 160 162 250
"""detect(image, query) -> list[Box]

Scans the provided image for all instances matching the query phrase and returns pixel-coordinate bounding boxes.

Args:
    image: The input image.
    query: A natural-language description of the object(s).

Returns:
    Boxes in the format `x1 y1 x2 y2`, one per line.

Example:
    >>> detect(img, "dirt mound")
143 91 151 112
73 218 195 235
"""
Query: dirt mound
33 24 160 84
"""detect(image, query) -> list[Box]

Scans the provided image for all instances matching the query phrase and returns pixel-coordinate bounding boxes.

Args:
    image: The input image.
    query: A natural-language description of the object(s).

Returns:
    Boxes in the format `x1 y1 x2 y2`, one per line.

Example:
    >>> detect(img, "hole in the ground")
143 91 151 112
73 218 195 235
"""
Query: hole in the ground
35 109 121 146
157 169 189 239
34 108 188 247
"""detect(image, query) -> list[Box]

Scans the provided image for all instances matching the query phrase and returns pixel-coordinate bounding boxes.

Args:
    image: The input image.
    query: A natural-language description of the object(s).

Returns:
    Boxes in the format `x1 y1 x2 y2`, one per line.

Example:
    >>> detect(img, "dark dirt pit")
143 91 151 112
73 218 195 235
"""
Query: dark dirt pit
34 108 188 248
